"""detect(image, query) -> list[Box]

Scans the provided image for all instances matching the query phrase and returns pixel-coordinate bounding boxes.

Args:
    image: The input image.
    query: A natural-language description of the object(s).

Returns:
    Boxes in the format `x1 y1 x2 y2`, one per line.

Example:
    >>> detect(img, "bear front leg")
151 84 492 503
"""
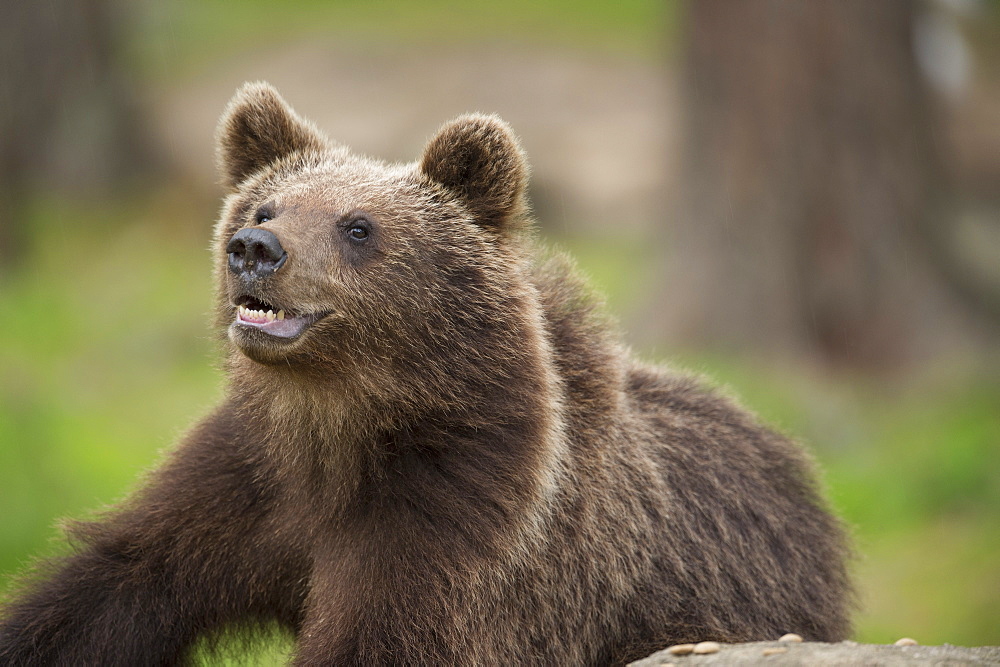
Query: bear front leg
0 545 203 666
292 525 511 666
0 407 307 666
291 544 467 666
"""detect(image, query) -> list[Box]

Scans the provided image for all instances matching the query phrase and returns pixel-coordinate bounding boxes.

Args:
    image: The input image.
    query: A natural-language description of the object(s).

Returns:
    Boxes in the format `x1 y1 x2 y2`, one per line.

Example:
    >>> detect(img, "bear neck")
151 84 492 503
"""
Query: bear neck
223 294 568 517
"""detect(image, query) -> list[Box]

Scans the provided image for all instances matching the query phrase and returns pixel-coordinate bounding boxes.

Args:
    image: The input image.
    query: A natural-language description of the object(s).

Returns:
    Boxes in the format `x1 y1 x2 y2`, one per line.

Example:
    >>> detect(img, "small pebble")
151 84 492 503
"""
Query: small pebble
762 647 788 656
692 641 721 655
659 663 676 667
667 644 695 656
895 637 918 647
778 633 803 643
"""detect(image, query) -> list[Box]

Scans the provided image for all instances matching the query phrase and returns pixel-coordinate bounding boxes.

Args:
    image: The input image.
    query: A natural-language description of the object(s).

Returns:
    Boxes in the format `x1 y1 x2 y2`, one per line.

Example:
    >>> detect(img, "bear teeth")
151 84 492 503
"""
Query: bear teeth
238 305 285 322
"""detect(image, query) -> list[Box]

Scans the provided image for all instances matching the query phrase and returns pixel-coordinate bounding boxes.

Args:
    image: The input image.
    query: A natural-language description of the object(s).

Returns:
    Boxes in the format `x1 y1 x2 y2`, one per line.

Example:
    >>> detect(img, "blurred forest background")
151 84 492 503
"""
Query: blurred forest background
1 0 998 660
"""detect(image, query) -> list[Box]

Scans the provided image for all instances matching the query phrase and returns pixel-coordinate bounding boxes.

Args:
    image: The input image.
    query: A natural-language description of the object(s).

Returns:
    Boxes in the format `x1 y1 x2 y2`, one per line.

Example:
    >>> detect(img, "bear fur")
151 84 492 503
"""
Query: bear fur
0 82 852 665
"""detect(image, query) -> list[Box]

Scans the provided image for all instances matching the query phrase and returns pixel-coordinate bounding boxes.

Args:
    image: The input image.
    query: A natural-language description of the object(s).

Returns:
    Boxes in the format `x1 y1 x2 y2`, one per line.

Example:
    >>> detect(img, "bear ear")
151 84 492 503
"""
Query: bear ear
216 81 328 189
420 114 529 234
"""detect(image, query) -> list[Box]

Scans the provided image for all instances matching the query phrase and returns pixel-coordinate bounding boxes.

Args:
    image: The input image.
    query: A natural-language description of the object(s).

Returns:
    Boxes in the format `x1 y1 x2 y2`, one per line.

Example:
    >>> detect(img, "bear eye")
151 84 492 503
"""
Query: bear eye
254 206 274 224
347 224 370 242
340 213 373 246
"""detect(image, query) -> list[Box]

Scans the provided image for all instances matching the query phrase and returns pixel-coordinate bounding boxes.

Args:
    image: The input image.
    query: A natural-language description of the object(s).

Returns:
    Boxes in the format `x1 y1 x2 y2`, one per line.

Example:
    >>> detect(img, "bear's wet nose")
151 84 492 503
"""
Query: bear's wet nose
226 228 287 278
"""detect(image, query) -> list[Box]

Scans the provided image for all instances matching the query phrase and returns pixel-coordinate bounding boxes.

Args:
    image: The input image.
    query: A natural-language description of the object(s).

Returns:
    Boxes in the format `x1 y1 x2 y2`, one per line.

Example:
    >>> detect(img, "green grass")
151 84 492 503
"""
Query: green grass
131 0 675 79
2 197 997 657
0 195 222 576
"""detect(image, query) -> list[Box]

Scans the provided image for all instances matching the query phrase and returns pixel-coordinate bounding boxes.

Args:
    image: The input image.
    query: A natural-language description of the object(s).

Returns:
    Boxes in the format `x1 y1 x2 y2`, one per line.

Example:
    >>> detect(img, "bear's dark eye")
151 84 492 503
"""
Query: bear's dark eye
254 205 275 224
339 213 373 248
347 224 369 242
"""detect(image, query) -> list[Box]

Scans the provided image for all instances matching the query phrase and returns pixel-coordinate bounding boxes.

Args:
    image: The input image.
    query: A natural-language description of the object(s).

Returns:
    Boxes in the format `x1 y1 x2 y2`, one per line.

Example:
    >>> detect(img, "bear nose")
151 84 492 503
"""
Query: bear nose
226 228 287 278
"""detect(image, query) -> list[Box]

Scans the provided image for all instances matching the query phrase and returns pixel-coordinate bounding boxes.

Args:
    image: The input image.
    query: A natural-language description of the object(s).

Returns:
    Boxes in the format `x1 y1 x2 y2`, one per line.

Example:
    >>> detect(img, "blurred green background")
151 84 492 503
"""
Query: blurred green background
1 0 998 661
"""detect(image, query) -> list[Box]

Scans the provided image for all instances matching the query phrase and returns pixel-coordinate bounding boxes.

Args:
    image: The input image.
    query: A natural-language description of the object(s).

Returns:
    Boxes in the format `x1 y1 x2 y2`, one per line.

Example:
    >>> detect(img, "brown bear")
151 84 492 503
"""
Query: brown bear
0 82 851 665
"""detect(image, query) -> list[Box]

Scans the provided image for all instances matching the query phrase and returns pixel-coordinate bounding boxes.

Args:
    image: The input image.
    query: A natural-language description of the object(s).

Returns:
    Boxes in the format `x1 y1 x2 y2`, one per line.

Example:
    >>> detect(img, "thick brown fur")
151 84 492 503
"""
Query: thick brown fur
0 82 852 666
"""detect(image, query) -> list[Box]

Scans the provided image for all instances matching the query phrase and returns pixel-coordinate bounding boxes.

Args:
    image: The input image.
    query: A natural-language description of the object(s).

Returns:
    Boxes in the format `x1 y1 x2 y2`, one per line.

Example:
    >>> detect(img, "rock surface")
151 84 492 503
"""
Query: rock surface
629 641 1000 666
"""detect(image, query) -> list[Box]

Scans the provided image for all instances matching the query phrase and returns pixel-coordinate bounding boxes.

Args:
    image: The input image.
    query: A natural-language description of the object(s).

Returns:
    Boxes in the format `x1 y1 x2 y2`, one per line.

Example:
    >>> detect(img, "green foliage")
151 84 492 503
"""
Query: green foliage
132 0 674 78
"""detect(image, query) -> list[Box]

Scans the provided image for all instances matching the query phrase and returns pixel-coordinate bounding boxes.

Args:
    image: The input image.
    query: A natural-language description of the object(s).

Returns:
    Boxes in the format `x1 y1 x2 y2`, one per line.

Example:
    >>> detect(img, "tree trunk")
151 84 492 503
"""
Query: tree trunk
657 0 985 370
0 0 156 270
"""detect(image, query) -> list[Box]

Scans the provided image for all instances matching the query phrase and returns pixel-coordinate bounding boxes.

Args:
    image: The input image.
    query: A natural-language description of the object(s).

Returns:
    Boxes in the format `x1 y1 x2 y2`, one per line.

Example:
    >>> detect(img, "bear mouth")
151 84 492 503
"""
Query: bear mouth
233 296 325 339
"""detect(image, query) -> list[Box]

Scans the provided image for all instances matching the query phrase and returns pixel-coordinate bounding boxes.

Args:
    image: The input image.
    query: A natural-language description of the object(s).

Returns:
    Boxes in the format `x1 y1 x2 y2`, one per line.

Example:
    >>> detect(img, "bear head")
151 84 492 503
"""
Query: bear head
213 82 542 412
